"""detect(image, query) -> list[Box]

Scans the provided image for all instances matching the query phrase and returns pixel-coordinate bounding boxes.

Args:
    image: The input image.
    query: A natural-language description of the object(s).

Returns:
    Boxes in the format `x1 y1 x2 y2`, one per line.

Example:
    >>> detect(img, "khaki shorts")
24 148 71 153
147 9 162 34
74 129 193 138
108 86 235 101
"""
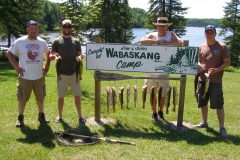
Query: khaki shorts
57 73 81 98
17 76 46 102
144 74 169 97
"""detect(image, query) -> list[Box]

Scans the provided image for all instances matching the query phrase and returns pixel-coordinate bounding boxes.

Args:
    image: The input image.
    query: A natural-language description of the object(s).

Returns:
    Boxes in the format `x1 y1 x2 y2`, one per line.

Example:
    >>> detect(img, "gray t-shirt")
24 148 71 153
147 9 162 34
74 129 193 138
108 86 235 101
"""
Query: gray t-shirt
51 36 81 75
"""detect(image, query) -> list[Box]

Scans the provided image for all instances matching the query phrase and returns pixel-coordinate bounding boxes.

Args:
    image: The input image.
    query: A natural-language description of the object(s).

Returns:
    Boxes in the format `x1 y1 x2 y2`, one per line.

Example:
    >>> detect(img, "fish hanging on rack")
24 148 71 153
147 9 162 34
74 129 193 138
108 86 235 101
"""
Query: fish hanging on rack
202 73 210 100
106 86 112 114
126 84 131 108
172 86 179 112
134 85 138 108
55 56 62 82
112 87 117 113
119 86 124 109
165 86 172 115
158 86 162 109
150 86 155 107
142 85 147 109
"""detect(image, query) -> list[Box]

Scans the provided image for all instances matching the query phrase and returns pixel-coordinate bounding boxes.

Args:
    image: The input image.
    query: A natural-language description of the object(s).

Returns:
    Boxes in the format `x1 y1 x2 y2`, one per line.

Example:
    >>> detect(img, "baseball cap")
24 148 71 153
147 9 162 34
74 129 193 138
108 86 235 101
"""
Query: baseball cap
205 25 216 33
28 20 38 26
62 19 72 26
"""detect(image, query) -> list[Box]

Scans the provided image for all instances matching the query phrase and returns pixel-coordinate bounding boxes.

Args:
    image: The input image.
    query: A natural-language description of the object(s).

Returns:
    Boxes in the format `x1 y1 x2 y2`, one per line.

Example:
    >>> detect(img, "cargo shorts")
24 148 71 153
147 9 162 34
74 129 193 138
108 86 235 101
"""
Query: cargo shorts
17 76 46 102
197 82 224 109
57 73 81 98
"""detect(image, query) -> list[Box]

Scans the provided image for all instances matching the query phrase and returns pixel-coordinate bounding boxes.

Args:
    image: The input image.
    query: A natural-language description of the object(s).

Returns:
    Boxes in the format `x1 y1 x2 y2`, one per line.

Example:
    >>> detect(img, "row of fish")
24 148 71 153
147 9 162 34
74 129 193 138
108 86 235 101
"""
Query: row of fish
106 84 138 114
106 84 179 115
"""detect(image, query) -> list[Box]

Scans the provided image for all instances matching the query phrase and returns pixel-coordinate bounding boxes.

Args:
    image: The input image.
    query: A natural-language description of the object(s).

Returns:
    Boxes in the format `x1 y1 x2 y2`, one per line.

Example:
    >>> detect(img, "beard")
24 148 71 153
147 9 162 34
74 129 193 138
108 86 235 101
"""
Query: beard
63 30 71 36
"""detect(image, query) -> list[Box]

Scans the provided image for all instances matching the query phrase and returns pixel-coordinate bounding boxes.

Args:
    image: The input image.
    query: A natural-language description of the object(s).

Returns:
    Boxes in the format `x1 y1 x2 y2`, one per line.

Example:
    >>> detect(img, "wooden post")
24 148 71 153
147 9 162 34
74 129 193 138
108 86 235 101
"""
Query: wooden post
94 37 101 121
177 75 187 127
177 40 189 127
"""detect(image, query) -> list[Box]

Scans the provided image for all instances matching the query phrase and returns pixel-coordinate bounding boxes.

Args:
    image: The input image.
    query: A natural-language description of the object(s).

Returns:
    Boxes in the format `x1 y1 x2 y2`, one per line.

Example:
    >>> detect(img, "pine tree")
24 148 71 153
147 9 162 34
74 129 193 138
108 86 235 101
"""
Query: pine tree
145 0 188 37
220 0 240 67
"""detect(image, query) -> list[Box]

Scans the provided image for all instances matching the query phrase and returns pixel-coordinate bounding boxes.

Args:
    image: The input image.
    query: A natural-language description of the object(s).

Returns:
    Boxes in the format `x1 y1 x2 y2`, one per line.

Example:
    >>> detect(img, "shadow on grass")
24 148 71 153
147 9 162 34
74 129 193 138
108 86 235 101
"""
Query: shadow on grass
16 123 55 148
98 120 240 146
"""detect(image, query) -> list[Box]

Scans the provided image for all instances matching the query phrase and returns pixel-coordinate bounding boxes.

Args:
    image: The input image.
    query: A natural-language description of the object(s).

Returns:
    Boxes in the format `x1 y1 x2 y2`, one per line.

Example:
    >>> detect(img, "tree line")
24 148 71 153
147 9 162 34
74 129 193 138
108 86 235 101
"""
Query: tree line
0 0 238 67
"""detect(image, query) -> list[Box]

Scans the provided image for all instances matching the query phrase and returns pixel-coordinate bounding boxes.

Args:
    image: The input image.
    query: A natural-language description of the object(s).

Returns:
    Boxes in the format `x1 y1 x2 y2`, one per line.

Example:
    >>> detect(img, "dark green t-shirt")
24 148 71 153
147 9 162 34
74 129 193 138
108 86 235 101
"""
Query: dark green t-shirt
52 36 81 75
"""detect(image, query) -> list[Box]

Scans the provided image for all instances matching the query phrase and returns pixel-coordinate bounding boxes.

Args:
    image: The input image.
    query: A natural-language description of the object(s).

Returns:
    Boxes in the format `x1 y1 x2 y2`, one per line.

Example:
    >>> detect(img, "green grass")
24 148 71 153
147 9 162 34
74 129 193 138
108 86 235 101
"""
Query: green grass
0 61 240 160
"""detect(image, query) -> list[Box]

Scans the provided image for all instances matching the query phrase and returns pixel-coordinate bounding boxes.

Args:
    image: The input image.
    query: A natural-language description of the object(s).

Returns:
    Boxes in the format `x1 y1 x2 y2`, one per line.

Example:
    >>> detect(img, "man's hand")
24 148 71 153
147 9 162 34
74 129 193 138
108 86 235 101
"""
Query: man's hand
15 66 25 77
42 66 49 75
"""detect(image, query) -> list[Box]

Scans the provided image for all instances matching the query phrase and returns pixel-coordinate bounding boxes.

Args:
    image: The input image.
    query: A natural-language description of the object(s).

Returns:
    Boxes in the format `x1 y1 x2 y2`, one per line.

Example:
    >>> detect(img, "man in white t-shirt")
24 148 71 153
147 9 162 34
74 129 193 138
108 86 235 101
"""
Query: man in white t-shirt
7 20 55 127
140 17 182 121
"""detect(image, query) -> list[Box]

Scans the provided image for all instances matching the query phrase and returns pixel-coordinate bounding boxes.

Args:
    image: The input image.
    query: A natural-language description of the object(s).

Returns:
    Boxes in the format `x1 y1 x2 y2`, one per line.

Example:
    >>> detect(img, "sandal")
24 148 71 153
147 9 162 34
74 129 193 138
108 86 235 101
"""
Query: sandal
54 117 63 123
79 117 86 123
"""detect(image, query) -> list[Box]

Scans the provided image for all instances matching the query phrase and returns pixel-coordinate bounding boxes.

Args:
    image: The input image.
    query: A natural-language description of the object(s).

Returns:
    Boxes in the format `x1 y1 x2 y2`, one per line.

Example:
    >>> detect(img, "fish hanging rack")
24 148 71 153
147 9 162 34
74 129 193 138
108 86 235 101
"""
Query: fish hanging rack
94 70 187 127
94 71 185 81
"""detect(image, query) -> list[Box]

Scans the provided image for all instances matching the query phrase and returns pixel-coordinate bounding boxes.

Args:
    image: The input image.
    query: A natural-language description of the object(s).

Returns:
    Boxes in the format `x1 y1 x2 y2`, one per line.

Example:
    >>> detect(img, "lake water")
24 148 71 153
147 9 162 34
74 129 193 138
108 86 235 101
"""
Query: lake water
1 27 231 53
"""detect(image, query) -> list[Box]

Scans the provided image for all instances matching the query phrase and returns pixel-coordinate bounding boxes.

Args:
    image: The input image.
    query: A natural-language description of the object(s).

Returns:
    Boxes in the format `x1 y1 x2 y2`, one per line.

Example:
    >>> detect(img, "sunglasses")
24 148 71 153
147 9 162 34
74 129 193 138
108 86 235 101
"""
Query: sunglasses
28 20 38 26
62 25 72 29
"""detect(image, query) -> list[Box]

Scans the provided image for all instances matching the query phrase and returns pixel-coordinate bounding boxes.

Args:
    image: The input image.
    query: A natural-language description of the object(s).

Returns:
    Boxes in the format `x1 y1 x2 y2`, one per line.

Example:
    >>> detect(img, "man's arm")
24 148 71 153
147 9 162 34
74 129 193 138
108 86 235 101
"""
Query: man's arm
43 50 52 75
6 51 24 76
208 58 231 75
140 34 158 45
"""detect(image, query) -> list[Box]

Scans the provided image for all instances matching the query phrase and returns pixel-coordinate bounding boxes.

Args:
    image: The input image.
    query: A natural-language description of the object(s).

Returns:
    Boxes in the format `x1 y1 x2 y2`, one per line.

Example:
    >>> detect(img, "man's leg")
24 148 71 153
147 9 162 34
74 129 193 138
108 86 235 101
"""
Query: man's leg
217 108 224 128
16 101 26 127
158 97 165 120
75 96 82 118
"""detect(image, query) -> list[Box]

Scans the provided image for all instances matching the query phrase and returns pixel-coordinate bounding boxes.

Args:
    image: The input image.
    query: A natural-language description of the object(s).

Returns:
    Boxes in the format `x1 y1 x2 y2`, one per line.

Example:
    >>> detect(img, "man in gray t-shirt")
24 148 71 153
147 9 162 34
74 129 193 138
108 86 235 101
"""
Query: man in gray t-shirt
51 19 86 124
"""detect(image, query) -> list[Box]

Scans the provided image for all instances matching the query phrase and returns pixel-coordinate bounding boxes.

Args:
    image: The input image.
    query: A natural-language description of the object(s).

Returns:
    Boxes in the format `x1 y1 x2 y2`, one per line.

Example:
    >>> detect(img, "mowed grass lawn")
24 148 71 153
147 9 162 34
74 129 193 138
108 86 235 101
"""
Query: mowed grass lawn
0 60 240 160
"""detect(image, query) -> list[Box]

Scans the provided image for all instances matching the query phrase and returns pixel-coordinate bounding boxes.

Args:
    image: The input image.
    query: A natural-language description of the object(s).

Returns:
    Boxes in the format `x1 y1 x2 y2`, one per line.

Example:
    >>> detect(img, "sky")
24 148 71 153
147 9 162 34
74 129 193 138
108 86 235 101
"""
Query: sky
49 0 231 19
128 0 231 19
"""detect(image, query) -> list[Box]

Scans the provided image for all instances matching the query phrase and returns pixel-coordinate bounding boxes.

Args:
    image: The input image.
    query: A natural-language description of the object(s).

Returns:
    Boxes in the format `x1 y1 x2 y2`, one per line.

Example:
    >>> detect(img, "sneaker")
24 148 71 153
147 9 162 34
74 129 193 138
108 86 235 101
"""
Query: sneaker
219 127 228 138
195 121 208 128
158 111 165 120
38 112 50 123
16 115 24 127
151 113 158 121
79 117 86 124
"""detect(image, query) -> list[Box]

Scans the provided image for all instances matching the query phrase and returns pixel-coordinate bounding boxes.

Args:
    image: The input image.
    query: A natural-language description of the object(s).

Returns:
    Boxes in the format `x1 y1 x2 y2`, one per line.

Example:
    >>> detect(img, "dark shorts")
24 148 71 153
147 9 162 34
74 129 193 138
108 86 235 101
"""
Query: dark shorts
197 82 224 109
17 76 46 102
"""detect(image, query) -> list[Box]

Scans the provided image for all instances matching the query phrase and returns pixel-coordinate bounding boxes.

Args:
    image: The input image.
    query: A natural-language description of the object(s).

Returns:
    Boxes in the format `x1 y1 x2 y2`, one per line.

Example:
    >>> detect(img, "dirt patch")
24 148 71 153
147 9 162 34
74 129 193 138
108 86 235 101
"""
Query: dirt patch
86 117 115 125
164 121 195 132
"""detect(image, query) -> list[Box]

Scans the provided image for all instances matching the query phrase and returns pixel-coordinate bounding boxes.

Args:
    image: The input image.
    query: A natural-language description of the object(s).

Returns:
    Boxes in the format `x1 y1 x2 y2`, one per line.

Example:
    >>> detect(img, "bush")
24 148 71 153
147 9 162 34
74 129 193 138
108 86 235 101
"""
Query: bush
225 66 240 73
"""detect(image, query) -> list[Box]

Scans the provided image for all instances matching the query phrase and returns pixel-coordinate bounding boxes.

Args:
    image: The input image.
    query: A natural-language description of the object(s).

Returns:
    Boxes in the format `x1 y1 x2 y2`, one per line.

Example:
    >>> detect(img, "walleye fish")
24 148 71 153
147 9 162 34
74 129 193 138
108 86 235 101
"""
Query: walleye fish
134 85 138 108
158 86 162 109
55 56 62 82
202 73 210 99
194 72 200 102
172 86 179 112
165 86 172 115
126 84 131 108
112 87 117 113
142 85 147 109
106 86 113 114
76 57 83 83
119 86 124 109
150 86 155 107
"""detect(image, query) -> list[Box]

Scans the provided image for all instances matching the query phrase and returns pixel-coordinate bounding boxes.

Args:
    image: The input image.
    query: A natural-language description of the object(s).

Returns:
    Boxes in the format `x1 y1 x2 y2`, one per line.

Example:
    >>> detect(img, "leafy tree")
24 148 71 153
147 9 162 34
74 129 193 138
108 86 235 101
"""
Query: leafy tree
97 0 134 43
131 8 148 28
219 0 240 67
145 0 188 37
0 0 46 47
44 1 62 31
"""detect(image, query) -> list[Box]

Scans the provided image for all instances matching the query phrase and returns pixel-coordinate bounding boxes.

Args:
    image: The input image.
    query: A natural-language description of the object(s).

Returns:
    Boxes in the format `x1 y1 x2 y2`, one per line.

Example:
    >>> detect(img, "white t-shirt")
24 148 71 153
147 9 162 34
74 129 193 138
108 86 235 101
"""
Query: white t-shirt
9 35 49 80
147 31 172 76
